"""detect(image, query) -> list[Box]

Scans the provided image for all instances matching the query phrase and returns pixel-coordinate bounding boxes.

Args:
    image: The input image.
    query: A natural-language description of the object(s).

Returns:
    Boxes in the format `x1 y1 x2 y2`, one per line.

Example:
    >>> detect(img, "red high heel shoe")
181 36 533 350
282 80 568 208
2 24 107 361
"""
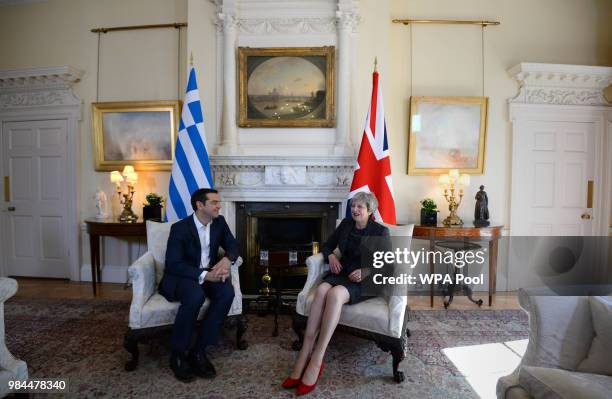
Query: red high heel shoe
296 362 325 396
281 376 301 389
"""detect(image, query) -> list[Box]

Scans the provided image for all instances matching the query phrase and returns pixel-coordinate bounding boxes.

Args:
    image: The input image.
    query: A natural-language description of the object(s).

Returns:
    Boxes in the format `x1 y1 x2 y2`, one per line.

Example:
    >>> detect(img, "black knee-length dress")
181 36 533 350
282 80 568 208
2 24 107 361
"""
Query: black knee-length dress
321 218 391 305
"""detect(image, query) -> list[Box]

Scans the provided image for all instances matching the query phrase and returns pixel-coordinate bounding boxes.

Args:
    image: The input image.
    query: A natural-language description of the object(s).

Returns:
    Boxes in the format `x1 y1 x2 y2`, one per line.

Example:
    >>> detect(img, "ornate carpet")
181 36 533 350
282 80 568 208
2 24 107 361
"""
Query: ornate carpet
5 297 528 398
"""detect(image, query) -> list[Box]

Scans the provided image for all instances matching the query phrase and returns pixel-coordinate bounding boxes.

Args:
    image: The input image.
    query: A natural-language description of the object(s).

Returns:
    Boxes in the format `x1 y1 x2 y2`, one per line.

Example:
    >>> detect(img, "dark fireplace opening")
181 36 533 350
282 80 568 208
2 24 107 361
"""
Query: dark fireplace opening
235 202 338 296
258 217 320 251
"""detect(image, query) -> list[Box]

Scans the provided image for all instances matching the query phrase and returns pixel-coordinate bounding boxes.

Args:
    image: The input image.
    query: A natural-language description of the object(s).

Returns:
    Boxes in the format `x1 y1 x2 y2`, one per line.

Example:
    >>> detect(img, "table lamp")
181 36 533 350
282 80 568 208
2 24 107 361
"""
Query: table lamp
439 169 470 226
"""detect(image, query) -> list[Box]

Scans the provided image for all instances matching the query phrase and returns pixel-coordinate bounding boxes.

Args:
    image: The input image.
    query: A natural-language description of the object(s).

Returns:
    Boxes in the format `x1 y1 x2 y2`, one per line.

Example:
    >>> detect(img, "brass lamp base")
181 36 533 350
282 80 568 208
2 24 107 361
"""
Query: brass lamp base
119 208 138 223
443 213 464 226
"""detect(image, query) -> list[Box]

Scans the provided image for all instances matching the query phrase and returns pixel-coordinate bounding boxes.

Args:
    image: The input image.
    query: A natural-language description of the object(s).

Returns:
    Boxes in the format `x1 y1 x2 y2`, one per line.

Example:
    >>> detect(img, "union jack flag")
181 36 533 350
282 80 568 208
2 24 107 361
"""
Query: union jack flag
347 69 397 224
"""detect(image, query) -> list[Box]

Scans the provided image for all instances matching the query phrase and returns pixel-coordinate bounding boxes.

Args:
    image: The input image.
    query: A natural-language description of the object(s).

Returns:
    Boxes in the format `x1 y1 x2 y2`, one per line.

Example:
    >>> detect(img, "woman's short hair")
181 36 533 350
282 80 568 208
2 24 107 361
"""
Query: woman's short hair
351 191 378 214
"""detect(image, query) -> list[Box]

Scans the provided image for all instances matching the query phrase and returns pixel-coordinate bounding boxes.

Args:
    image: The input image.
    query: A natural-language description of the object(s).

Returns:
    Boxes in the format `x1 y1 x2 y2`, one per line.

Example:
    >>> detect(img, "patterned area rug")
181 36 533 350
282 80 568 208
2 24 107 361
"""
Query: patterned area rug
5 297 528 398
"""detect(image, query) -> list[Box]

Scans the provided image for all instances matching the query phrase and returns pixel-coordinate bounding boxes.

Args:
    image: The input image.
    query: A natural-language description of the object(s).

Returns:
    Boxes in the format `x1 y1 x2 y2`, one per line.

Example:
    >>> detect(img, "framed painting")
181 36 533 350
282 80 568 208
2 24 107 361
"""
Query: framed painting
407 96 488 175
238 46 335 128
91 100 179 171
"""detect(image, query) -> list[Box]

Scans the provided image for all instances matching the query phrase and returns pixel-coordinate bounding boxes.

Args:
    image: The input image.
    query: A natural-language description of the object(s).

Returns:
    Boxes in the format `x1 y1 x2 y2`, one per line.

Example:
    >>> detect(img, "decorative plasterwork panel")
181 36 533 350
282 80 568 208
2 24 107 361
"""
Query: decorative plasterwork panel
210 155 354 202
238 17 337 34
508 63 612 106
0 66 83 108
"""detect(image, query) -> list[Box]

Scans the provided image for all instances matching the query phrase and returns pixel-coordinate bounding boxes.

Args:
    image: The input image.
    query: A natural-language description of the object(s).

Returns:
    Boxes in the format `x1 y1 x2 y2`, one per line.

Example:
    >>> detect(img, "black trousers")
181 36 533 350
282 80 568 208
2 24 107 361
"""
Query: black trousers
170 278 235 354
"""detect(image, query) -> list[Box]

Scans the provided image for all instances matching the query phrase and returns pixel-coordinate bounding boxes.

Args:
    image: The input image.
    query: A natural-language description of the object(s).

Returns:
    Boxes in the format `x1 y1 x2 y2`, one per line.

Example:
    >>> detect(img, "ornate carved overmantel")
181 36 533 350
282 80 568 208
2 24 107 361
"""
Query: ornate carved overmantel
508 63 612 106
211 0 358 156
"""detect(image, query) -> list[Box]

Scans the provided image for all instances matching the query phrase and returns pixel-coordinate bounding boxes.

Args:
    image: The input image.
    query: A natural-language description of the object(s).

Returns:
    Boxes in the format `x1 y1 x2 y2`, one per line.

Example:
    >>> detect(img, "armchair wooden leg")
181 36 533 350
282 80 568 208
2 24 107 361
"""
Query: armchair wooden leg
376 336 407 383
236 314 248 350
390 342 406 383
291 314 307 351
124 330 140 371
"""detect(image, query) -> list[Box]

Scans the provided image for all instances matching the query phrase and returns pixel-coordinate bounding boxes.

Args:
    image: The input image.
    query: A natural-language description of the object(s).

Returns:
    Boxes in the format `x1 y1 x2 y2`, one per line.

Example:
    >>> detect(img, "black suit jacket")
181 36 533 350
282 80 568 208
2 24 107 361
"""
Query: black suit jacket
320 217 390 261
158 214 240 301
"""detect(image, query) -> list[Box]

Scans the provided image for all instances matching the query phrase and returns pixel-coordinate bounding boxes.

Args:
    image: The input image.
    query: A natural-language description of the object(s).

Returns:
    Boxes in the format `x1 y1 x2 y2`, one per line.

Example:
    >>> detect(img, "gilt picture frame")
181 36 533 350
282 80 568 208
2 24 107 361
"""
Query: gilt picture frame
91 100 180 171
407 96 488 175
238 46 335 128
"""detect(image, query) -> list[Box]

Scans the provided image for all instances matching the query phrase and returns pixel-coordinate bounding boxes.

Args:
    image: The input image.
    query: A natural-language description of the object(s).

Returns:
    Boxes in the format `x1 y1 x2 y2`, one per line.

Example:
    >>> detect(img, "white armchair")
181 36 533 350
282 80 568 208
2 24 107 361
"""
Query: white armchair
293 223 414 383
497 289 612 399
0 278 28 398
124 221 247 371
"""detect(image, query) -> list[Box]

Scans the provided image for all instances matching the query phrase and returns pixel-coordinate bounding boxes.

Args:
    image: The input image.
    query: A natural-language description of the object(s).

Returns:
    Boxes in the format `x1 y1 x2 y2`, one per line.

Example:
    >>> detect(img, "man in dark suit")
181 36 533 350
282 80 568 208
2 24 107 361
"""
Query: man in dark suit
159 188 239 382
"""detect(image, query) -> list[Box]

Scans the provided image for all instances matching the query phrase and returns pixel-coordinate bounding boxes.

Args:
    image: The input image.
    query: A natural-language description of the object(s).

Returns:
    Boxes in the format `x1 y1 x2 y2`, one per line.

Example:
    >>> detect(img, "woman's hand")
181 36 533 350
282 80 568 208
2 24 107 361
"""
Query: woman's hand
328 254 342 274
348 269 361 283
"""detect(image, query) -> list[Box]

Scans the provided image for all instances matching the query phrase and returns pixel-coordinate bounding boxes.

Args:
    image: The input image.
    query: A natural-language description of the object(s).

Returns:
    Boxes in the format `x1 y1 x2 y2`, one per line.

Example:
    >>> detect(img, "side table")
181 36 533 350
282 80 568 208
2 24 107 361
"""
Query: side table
84 218 146 296
413 224 503 307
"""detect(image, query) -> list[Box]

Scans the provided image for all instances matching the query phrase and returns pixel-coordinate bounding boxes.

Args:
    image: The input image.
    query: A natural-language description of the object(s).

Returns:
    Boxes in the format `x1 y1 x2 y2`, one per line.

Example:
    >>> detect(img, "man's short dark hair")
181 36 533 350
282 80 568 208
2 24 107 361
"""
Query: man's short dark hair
191 188 219 211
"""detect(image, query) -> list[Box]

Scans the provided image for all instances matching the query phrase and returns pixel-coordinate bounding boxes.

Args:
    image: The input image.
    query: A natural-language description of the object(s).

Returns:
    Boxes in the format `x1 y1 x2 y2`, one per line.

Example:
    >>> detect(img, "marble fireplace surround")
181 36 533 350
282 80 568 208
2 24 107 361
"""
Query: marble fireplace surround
211 155 354 232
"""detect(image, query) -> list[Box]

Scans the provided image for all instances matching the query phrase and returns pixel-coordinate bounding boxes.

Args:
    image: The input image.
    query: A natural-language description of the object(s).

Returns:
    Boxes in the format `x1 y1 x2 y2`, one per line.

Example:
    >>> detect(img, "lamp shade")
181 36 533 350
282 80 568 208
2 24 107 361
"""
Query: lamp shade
125 171 138 184
438 174 450 186
459 174 471 187
110 171 123 184
122 165 135 176
449 169 460 180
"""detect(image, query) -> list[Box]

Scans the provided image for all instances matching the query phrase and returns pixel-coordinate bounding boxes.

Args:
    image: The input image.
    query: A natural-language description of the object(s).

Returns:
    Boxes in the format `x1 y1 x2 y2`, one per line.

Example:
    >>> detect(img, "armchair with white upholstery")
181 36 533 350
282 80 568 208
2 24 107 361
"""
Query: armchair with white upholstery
292 223 414 383
0 278 28 398
124 221 247 371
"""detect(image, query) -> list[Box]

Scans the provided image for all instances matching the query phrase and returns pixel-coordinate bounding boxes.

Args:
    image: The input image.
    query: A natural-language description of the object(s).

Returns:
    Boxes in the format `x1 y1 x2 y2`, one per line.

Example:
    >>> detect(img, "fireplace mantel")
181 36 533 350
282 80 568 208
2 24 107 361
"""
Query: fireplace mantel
210 154 354 203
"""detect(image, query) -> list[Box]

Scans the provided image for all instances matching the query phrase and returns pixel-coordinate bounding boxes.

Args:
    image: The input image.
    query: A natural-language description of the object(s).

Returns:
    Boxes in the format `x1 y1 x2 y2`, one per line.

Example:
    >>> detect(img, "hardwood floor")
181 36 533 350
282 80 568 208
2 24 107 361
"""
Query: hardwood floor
13 277 520 310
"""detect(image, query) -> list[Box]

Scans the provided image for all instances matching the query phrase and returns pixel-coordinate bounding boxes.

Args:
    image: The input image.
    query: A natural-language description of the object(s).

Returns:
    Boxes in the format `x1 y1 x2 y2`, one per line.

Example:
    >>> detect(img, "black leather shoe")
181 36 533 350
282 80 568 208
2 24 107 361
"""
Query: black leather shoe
188 350 216 378
170 351 196 383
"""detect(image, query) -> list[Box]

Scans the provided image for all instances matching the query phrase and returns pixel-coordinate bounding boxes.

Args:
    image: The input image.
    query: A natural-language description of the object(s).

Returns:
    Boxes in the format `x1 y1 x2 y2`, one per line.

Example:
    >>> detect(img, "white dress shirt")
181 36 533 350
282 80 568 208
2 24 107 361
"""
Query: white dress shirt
193 213 211 284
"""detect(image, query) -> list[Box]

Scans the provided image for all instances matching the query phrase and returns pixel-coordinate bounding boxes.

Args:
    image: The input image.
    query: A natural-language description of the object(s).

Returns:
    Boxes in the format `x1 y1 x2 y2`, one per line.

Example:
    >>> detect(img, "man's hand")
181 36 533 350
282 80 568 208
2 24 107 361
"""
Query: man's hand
209 257 231 282
328 254 342 275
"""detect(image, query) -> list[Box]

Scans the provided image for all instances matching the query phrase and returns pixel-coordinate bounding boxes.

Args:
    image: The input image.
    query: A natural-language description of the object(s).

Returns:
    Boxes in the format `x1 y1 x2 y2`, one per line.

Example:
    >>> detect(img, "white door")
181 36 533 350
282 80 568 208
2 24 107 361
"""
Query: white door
510 120 595 236
1 119 70 278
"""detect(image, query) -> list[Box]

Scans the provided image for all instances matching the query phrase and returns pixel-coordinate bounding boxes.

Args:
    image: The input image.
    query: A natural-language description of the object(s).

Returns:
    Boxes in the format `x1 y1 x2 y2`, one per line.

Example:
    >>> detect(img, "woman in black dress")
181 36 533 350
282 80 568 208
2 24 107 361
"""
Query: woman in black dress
282 192 391 395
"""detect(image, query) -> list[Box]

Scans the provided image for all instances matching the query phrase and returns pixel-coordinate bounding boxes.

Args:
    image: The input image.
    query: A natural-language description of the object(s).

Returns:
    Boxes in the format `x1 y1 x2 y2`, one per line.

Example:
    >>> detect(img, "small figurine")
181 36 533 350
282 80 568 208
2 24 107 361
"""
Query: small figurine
95 189 108 219
474 185 490 227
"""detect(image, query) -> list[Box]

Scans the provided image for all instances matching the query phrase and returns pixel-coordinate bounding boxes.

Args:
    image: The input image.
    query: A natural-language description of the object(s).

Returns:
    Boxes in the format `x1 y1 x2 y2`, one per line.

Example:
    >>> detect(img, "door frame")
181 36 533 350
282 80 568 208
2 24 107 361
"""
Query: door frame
0 67 82 280
509 103 612 236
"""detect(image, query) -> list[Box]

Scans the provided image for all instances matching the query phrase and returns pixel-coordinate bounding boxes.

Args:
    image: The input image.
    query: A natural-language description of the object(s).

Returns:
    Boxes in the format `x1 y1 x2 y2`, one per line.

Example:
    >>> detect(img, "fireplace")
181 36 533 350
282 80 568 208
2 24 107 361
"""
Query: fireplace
235 202 338 295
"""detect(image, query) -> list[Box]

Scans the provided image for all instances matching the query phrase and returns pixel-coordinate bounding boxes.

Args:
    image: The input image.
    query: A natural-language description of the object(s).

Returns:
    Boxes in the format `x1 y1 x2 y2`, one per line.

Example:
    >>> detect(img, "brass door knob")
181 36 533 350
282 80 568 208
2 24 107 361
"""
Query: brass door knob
581 213 592 220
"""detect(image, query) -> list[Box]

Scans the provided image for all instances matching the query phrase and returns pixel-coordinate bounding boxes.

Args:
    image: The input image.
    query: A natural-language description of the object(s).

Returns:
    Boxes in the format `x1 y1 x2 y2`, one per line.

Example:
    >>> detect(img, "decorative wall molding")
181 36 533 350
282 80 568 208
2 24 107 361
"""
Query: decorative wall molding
0 66 83 109
210 155 354 202
0 66 82 90
238 17 337 35
509 63 612 106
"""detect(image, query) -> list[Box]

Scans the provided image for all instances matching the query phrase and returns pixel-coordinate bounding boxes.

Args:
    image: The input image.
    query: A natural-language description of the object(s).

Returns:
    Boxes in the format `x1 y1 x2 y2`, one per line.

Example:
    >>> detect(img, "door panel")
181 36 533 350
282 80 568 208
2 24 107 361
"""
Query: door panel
2 119 69 278
511 121 594 236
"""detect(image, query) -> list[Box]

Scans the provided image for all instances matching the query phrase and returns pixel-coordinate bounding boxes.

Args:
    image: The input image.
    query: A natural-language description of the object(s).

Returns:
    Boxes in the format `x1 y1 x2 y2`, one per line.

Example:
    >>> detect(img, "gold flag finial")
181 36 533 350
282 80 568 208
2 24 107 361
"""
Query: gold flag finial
374 57 378 72
190 52 194 66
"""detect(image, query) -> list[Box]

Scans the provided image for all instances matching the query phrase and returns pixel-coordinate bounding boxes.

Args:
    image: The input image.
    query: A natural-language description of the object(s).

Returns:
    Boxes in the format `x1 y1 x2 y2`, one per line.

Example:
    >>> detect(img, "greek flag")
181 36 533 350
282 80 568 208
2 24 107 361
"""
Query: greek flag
166 66 213 222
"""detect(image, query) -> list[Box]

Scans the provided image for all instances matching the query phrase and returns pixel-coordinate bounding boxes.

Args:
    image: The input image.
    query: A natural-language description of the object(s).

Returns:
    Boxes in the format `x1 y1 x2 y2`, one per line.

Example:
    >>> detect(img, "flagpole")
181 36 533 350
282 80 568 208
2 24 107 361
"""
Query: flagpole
374 57 378 73
190 52 194 67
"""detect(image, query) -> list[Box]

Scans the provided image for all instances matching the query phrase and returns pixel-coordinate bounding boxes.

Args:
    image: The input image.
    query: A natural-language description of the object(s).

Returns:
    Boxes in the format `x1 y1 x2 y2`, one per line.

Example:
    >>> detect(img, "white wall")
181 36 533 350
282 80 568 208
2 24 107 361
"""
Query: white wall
0 0 188 282
0 0 609 283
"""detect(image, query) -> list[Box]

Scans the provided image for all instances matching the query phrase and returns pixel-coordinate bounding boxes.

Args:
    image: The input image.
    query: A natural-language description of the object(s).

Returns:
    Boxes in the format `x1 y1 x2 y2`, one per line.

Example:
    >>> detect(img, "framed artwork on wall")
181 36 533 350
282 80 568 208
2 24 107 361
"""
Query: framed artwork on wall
91 100 180 171
407 96 488 175
238 46 335 128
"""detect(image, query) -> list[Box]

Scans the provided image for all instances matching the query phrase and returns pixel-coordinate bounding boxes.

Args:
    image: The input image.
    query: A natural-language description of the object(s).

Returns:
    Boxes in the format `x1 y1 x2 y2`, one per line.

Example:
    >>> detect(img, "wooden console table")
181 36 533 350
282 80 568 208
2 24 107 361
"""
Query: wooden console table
413 224 503 307
84 218 146 296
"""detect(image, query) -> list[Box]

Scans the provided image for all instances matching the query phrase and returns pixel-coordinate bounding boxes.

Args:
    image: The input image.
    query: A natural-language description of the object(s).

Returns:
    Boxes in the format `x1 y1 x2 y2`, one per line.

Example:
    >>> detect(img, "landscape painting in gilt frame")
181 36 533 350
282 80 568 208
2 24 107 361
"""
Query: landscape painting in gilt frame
238 46 335 128
407 96 488 175
91 100 179 171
